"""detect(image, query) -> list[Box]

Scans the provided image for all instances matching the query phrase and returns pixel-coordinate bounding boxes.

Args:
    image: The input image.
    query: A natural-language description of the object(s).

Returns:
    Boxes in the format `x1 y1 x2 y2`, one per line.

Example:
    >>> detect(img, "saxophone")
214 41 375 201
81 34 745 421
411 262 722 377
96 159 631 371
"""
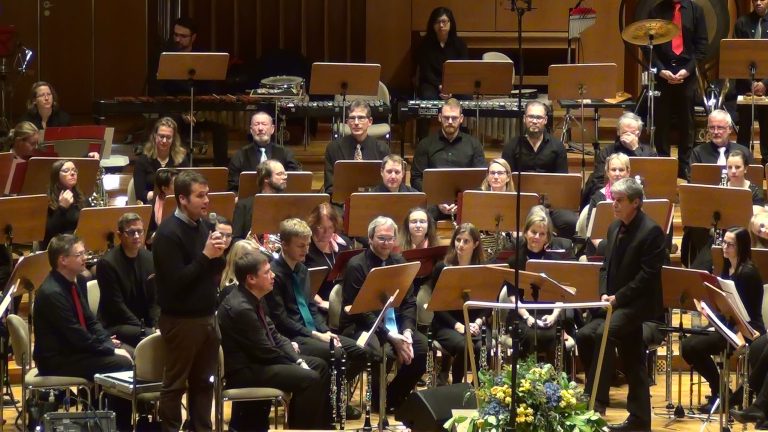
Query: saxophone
89 166 109 207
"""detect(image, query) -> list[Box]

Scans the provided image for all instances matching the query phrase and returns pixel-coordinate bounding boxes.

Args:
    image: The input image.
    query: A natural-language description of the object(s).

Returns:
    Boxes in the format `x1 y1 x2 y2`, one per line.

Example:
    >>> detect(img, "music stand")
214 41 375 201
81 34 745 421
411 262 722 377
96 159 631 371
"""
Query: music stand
441 60 515 139
237 171 314 198
309 62 381 133
587 199 673 241
250 193 329 235
458 191 540 234
525 260 601 303
344 192 426 237
21 157 100 197
549 64 618 179
174 167 228 192
325 249 364 282
401 245 450 279
75 205 152 253
157 52 230 165
162 192 236 223
347 261 420 429
332 161 382 204
511 172 582 211
719 39 768 153
308 266 330 298
678 184 752 232
630 157 678 202
690 163 764 187
0 195 48 246
422 168 487 206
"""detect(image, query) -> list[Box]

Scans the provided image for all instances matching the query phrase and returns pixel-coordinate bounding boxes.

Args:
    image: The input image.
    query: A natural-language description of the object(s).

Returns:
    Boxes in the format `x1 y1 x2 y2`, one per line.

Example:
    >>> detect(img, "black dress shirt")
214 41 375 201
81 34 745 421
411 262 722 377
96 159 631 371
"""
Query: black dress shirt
323 135 391 195
416 36 469 97
411 132 486 191
689 141 753 165
20 109 71 130
501 133 568 174
371 183 418 193
265 255 329 339
648 0 708 75
339 248 417 339
592 140 658 188
227 142 301 192
723 262 765 334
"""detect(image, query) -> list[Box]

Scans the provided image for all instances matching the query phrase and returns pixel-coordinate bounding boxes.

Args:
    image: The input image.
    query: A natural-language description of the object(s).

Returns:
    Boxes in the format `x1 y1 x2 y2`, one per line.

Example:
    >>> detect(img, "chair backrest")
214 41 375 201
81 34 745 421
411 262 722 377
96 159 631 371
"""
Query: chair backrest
86 279 100 316
482 51 512 62
416 284 434 327
6 314 30 368
134 333 167 382
127 177 137 205
328 283 343 330
498 286 511 325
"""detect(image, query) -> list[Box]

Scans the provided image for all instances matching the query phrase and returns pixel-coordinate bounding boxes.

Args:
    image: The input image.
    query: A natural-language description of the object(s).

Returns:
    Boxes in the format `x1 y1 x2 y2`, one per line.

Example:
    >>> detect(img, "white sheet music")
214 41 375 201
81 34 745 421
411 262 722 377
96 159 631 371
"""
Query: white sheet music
717 277 752 325
700 301 745 349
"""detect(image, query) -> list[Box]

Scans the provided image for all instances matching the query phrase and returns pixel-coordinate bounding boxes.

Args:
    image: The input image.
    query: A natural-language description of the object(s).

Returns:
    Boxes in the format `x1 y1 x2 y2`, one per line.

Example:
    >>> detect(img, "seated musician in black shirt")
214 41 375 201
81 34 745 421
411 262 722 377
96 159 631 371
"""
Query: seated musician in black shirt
373 154 417 192
340 216 426 412
218 251 332 430
34 234 133 428
690 109 753 169
323 100 391 196
502 100 577 239
303 202 353 310
227 111 301 192
96 212 158 347
43 160 90 249
232 159 287 242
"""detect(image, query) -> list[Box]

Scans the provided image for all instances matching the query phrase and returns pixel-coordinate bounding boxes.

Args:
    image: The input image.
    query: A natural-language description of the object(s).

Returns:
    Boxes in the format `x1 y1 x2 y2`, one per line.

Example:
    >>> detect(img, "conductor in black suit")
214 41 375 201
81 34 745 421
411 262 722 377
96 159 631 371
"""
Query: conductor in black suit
574 177 666 432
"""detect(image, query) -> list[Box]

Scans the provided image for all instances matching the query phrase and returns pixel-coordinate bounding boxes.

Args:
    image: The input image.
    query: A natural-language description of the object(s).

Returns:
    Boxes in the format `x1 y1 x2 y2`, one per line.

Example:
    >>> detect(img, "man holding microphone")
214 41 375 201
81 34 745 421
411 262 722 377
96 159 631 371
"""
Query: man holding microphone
152 170 227 432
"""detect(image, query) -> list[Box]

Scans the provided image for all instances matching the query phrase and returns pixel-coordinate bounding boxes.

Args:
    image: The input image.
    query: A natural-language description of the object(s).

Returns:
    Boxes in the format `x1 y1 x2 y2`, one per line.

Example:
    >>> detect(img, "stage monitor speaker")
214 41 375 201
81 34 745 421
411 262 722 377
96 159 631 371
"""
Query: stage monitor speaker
395 382 477 431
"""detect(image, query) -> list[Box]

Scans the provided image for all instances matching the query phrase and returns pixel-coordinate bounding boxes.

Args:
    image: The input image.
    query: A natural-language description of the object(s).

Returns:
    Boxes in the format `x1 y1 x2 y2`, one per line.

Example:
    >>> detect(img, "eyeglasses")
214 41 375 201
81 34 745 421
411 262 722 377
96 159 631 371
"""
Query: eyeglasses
441 115 461 123
347 115 369 123
489 170 508 177
708 125 729 132
122 229 145 237
156 134 174 142
60 167 78 174
375 236 396 244
36 92 52 99
435 18 450 26
525 114 546 121
722 241 737 248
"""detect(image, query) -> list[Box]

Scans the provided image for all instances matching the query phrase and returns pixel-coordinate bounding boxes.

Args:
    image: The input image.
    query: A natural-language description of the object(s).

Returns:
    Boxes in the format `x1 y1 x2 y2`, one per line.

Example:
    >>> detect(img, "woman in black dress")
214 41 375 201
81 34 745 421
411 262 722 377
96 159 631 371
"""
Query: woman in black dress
133 117 190 203
43 160 89 248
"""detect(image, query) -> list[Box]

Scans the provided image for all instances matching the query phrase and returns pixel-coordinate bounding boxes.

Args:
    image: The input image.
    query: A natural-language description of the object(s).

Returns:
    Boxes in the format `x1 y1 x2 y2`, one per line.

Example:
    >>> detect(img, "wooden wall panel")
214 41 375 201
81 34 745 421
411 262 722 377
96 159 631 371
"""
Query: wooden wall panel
580 0 625 92
411 0 496 32
94 1 148 99
495 2 570 32
365 0 413 92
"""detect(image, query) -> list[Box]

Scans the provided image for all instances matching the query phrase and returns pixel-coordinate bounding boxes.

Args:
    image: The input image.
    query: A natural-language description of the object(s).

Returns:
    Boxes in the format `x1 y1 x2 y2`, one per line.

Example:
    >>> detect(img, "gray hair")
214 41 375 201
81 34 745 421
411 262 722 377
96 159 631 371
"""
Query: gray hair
610 177 645 207
708 109 733 126
616 112 643 134
367 216 398 240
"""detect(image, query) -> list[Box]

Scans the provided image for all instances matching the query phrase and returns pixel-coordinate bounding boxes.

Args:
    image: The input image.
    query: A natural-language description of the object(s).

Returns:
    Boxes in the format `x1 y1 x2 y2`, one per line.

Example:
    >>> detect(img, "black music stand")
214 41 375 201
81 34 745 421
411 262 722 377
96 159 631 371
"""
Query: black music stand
719 39 768 153
309 63 381 134
347 261 420 430
308 266 330 299
344 192 426 238
325 249 364 283
442 60 515 140
156 52 229 164
549 64 618 179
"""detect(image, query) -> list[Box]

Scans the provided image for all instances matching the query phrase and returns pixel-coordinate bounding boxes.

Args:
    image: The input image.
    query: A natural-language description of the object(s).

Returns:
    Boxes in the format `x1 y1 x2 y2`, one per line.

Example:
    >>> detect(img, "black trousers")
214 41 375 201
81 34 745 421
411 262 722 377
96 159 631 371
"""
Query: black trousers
294 334 369 379
681 329 728 397
227 355 331 431
654 77 697 179
575 308 651 424
748 334 768 412
519 322 558 360
737 103 768 165
431 326 481 384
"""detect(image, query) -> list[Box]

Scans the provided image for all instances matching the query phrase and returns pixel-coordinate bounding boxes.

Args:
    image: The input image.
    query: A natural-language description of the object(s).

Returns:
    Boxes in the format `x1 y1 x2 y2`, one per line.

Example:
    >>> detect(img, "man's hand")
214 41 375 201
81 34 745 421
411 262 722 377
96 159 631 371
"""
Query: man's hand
58 190 74 208
454 322 465 334
87 152 100 160
291 341 300 353
438 203 457 215
388 333 414 365
619 131 639 151
468 322 481 336
753 81 767 97
538 313 559 329
600 294 616 306
313 331 340 347
438 85 452 100
115 348 133 363
203 231 227 259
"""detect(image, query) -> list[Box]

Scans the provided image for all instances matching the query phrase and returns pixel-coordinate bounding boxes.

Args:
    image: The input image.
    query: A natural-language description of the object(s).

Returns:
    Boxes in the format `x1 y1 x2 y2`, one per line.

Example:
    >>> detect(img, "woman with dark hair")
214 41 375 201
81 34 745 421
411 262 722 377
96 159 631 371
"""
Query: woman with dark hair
146 168 179 246
726 150 765 207
399 207 438 252
304 202 353 310
43 160 89 248
416 6 468 100
133 117 190 204
430 223 488 384
682 226 765 413
20 81 71 129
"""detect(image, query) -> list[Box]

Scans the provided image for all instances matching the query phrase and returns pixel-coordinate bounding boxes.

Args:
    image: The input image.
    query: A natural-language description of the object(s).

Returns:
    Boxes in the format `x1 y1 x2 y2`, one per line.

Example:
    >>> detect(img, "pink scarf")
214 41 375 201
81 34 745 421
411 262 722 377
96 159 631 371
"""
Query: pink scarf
602 184 613 201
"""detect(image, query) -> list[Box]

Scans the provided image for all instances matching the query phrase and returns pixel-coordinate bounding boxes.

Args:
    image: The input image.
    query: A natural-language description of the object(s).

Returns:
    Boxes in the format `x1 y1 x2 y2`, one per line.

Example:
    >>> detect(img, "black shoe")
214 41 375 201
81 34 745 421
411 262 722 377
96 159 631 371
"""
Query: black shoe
731 405 766 424
698 394 720 414
607 417 651 432
346 404 362 420
592 401 607 416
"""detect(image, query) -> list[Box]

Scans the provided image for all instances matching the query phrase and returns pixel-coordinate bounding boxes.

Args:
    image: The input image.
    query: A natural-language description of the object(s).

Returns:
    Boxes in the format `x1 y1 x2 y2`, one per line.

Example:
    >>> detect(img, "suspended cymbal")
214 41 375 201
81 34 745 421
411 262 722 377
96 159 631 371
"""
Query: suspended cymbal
622 19 680 46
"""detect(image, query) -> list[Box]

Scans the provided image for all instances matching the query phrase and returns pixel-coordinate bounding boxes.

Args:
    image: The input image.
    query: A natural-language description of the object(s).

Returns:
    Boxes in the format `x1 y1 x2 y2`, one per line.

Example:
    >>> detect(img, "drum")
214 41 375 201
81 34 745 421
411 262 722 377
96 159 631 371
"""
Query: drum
258 75 305 95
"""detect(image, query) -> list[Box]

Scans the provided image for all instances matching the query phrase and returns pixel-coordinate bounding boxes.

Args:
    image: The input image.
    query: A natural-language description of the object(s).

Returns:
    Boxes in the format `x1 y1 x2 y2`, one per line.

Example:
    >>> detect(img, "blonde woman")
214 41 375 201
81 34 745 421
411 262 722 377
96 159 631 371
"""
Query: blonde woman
133 117 190 203
218 239 260 304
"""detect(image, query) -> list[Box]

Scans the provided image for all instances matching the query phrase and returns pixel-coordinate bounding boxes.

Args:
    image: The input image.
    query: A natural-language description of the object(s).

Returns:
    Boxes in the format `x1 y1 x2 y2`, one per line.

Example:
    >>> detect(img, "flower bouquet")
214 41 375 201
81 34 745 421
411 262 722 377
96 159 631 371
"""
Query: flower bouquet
444 357 607 432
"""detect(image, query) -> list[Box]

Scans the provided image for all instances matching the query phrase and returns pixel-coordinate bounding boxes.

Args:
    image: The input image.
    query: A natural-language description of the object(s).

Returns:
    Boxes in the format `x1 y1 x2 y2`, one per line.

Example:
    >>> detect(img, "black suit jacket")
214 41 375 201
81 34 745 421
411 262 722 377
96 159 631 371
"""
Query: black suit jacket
648 0 708 76
734 12 768 94
96 246 159 329
227 142 301 192
266 255 329 338
600 210 666 321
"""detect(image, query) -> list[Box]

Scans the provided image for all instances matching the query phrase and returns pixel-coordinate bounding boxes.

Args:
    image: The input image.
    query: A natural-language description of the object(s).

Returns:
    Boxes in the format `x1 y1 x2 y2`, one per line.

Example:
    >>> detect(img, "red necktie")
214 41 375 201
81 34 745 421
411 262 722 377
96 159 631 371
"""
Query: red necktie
672 2 684 55
70 283 87 328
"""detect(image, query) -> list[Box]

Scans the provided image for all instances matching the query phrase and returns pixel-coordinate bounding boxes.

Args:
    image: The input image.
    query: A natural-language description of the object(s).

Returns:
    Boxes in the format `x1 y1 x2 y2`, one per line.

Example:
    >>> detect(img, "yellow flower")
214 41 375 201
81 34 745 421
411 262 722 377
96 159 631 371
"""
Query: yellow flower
518 379 532 392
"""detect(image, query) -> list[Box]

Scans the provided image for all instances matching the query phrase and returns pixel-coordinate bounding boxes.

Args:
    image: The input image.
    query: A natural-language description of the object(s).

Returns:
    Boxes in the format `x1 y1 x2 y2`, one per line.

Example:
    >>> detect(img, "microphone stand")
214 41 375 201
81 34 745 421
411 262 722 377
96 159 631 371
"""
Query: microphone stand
508 1 533 431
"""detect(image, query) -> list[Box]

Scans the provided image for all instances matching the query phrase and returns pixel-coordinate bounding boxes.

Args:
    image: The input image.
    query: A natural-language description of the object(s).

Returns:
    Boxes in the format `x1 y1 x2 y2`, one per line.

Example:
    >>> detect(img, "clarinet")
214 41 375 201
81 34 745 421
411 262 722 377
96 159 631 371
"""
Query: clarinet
329 339 338 427
340 349 347 430
425 328 435 388
363 359 373 431
554 324 564 375
713 168 728 246
479 325 488 372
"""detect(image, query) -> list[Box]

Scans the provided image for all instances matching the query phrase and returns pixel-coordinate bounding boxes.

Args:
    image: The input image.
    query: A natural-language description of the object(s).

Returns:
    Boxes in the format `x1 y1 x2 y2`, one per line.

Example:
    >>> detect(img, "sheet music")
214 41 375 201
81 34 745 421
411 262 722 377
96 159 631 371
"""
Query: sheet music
700 301 745 348
717 277 752 325
0 282 17 316
355 290 398 348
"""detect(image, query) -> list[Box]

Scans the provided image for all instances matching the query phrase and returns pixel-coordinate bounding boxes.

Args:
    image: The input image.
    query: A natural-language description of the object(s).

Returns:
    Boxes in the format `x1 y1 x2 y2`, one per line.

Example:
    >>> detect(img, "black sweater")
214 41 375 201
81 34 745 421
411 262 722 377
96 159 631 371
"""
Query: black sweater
153 214 225 317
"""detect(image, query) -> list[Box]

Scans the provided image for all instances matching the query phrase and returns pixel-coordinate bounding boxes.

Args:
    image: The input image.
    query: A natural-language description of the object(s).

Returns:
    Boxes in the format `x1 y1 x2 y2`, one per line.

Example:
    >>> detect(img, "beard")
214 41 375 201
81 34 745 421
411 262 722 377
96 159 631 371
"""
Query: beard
268 179 286 193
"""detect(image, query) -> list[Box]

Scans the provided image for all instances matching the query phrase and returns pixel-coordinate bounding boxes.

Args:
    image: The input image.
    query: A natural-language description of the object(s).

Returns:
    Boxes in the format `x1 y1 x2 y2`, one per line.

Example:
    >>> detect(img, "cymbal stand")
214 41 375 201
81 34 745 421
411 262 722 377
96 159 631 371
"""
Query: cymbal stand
643 37 659 149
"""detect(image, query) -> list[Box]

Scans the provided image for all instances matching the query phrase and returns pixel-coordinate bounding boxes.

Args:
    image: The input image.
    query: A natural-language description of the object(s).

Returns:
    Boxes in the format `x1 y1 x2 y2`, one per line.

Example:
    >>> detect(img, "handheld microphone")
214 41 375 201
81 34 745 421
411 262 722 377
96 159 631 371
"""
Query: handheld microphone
208 212 218 233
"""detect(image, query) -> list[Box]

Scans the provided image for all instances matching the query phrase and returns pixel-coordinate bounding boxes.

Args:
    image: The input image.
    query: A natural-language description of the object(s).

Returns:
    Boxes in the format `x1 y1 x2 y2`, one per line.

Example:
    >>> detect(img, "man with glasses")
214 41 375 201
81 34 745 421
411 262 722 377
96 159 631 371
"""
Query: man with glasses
690 109 753 168
502 101 577 238
96 212 158 347
340 216 427 414
228 111 301 192
410 98 486 194
322 100 391 196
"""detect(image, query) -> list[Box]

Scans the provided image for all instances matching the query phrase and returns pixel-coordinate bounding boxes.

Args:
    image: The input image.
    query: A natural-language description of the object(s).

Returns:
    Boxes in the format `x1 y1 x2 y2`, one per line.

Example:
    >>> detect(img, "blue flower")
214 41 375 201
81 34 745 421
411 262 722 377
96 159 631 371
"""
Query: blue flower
481 398 506 418
544 382 561 407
